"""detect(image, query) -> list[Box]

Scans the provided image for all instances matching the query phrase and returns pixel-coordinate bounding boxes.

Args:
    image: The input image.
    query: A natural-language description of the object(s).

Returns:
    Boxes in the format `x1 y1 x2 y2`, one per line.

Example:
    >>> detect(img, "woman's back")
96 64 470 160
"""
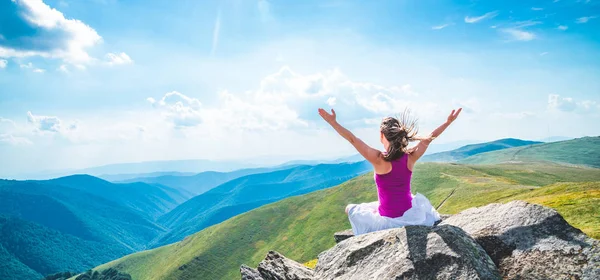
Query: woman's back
375 153 413 218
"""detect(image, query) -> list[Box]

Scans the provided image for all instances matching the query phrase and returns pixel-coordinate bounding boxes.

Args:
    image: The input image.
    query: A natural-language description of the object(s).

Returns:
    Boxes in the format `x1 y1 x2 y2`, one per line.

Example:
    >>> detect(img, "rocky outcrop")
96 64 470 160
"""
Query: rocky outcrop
241 201 600 280
333 229 354 243
316 225 500 279
440 200 600 280
241 251 314 280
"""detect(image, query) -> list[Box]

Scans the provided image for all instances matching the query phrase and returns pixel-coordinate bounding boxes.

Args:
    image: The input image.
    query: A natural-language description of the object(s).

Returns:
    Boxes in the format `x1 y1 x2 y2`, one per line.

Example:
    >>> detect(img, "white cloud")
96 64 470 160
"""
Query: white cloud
0 134 33 146
500 28 535 41
0 0 102 64
491 111 535 120
19 62 45 72
547 94 598 113
540 52 549 56
465 11 499 23
58 64 69 73
514 20 542 28
27 111 64 132
148 91 204 128
576 16 597 23
531 7 544 11
0 59 7 68
432 23 451 30
105 52 133 66
147 66 421 131
211 10 221 56
557 25 568 30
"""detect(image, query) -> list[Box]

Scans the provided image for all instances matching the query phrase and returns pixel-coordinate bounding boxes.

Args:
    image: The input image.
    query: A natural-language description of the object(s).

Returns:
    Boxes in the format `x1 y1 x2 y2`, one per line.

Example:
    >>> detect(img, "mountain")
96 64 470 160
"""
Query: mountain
420 138 542 162
152 161 371 246
540 136 574 143
99 171 196 183
43 175 193 219
0 215 127 280
460 136 600 168
10 159 262 180
116 166 299 195
91 162 600 279
0 179 170 278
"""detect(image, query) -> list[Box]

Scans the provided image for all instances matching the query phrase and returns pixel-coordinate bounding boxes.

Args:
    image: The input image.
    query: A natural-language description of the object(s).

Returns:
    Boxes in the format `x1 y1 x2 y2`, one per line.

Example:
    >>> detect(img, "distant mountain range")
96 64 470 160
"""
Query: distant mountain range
152 161 372 246
89 137 600 279
420 138 543 162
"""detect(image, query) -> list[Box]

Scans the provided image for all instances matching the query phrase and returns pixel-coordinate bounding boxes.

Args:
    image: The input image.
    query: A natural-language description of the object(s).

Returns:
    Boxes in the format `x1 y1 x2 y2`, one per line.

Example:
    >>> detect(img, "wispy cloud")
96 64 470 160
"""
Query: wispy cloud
514 20 543 28
432 23 452 30
540 52 549 56
500 28 536 41
105 52 133 66
211 9 221 56
531 7 544 11
465 11 499 23
576 16 598 23
557 25 568 30
0 59 7 69
20 62 45 73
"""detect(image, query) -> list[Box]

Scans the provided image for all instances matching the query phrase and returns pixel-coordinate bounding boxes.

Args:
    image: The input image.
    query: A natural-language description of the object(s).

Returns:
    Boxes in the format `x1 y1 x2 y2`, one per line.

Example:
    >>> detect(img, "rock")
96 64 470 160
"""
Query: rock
315 225 501 280
241 264 264 280
241 251 314 280
334 229 354 243
440 200 600 280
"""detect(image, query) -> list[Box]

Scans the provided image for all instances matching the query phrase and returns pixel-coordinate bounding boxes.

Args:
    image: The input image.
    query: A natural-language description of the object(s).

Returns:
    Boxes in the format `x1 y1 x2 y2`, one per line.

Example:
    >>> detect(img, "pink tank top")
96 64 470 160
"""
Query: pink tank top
374 153 413 218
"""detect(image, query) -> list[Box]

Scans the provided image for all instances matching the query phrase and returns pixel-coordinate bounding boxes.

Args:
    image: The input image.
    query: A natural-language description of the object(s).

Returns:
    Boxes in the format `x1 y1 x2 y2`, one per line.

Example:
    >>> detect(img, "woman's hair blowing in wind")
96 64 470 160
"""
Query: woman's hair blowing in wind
380 110 419 161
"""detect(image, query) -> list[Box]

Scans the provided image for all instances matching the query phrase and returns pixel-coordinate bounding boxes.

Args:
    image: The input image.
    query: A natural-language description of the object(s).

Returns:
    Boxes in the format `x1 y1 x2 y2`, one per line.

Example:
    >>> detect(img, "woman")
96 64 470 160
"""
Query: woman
318 107 462 235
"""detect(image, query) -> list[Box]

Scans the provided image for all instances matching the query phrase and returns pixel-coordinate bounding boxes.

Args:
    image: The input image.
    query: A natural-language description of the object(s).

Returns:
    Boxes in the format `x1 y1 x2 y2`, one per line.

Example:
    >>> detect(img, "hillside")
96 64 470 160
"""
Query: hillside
0 215 127 280
44 175 192 219
0 179 168 278
153 161 371 246
420 138 542 162
460 136 600 168
93 162 600 279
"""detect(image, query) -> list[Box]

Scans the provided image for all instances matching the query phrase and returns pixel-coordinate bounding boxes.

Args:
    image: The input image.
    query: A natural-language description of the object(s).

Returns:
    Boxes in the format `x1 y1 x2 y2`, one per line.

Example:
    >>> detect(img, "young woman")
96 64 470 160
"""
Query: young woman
318 108 462 235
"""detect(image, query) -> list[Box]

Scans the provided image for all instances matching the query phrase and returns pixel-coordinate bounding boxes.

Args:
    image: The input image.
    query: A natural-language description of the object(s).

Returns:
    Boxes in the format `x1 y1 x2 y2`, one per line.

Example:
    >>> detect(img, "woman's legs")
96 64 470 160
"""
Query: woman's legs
345 204 357 215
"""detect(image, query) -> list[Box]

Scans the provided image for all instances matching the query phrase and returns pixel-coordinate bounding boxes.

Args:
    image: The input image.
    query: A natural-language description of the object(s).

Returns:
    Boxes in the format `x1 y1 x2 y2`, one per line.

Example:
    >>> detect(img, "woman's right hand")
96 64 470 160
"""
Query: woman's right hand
446 108 462 124
318 108 337 124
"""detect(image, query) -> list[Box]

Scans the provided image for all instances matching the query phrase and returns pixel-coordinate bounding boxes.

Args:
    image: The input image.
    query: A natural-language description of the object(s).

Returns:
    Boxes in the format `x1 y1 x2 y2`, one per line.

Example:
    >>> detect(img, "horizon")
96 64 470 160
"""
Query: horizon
1 0 599 176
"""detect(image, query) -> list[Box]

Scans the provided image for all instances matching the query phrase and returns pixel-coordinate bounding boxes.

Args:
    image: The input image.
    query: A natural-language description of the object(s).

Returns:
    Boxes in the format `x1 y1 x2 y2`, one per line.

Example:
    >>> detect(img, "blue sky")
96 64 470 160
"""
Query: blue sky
0 0 599 176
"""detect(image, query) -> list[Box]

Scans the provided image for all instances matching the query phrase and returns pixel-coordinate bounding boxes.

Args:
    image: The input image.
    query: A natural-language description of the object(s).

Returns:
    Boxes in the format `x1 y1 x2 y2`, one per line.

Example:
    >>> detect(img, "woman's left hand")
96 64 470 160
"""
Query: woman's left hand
318 108 337 124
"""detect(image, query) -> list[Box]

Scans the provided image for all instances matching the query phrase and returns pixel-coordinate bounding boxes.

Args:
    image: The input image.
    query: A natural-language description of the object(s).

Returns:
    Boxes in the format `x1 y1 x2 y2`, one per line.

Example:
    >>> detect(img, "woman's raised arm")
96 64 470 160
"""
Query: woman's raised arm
318 108 383 165
408 108 462 166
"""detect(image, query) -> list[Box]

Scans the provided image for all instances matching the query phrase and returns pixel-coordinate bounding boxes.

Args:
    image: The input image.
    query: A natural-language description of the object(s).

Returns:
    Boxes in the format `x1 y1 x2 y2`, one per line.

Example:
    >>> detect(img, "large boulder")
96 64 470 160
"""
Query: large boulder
315 225 501 280
240 251 314 280
440 200 600 280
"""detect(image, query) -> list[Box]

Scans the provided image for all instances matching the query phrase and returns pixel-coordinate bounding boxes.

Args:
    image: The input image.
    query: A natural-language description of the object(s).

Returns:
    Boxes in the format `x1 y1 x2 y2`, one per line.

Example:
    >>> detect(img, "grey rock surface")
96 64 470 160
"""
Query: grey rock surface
241 251 314 280
440 200 600 280
315 225 501 280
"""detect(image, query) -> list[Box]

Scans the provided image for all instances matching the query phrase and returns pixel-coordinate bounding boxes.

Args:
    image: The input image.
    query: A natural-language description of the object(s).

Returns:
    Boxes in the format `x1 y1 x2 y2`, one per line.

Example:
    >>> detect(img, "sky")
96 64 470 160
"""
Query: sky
0 0 599 176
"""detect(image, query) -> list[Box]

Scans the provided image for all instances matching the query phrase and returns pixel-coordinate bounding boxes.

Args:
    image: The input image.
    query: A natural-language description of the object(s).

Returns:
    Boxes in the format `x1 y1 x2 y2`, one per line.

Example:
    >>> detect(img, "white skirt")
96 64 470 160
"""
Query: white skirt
347 193 441 235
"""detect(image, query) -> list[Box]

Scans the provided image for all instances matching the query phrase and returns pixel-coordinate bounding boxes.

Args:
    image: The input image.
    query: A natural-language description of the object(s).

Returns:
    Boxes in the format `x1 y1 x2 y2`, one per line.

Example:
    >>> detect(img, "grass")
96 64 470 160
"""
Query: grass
92 162 600 280
460 136 600 168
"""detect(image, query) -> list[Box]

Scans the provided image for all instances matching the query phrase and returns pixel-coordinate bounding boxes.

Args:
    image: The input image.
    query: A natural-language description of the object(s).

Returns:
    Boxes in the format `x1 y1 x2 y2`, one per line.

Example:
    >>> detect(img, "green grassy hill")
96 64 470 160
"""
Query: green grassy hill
93 162 600 280
420 138 542 162
0 179 168 278
460 136 600 167
0 215 127 280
